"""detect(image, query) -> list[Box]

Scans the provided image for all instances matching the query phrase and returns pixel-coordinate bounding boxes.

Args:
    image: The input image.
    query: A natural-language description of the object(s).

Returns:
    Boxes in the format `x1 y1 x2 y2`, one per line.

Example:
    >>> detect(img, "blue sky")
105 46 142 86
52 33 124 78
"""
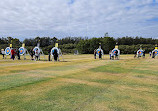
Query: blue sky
0 0 158 40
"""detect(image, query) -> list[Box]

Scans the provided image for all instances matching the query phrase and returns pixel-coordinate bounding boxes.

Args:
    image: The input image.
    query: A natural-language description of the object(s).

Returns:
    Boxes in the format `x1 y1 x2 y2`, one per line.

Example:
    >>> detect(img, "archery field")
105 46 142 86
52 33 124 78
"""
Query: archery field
0 55 158 111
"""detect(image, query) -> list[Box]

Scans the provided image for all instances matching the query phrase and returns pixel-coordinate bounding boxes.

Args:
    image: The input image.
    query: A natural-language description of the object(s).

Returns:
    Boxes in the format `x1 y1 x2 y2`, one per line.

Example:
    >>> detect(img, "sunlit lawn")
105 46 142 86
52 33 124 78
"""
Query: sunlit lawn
0 54 158 111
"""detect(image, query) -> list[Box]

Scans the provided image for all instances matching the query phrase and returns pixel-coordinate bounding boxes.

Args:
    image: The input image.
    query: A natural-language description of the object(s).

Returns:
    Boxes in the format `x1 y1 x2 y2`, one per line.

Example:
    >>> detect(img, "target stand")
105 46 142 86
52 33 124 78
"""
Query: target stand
96 48 104 59
33 47 46 61
112 48 120 60
152 49 158 58
95 43 104 59
19 47 31 60
74 50 79 55
152 45 158 59
5 47 11 59
137 49 144 58
51 47 64 61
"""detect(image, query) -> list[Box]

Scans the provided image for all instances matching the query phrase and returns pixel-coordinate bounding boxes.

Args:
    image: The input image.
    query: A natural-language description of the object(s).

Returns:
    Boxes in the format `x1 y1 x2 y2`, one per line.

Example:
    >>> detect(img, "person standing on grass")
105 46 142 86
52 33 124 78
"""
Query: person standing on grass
11 48 15 60
149 52 151 57
17 48 20 60
109 50 112 60
115 50 118 60
53 49 58 61
1 49 5 59
35 49 39 61
94 49 97 59
15 49 17 59
134 51 137 58
48 49 51 61
111 52 114 60
30 48 34 60
152 51 155 59
143 50 145 58
138 51 140 58
99 50 102 59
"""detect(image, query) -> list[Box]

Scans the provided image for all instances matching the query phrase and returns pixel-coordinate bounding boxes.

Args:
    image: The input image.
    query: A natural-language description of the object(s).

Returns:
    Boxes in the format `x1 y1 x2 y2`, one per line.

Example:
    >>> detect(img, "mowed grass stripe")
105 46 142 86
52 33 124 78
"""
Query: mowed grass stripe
0 55 113 110
73 59 145 111
0 55 158 111
0 55 97 76
0 77 52 92
0 56 108 92
60 57 158 110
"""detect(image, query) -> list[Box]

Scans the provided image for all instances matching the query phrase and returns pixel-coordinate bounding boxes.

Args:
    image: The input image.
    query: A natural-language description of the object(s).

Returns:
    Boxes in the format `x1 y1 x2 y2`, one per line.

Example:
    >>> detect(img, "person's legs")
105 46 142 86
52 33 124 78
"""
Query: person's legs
24 54 26 60
39 55 40 60
31 55 33 60
48 54 50 61
99 54 101 59
54 55 57 61
57 55 59 61
12 55 15 60
54 56 55 61
115 55 117 59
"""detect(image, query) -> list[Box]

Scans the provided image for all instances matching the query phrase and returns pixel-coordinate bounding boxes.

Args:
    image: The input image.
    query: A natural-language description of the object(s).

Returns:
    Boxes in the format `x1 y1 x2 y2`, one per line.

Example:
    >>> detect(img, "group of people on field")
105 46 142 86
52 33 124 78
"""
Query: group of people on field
48 48 59 62
2 47 158 61
52 49 59 61
30 48 59 61
30 48 40 61
134 50 158 59
94 49 119 60
134 50 146 58
94 49 102 59
1 47 60 61
1 47 35 61
10 48 20 60
150 51 157 59
109 50 119 60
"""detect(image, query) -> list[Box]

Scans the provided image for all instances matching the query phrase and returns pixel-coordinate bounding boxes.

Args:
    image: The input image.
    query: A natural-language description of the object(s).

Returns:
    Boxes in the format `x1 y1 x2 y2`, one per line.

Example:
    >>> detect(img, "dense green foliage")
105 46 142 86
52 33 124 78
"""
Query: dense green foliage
116 36 158 45
77 37 115 54
0 36 157 54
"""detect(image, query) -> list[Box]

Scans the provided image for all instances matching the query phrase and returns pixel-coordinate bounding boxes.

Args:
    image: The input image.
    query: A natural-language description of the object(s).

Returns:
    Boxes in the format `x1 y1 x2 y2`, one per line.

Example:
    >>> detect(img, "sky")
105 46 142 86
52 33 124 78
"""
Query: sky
0 0 158 40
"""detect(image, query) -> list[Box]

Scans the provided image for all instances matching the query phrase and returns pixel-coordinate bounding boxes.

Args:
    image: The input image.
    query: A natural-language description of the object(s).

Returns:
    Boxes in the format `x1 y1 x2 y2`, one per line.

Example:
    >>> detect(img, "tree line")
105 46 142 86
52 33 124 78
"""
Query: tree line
0 36 157 54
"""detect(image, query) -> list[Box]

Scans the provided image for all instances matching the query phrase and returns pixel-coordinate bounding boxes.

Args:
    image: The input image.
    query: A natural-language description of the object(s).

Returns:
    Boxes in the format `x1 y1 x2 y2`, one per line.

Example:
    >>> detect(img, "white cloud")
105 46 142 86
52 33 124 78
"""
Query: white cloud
0 0 158 39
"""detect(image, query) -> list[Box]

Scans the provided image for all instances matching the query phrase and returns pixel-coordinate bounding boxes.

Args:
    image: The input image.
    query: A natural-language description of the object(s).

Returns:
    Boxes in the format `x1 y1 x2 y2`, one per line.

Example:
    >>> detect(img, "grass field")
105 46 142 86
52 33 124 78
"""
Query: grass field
0 54 158 111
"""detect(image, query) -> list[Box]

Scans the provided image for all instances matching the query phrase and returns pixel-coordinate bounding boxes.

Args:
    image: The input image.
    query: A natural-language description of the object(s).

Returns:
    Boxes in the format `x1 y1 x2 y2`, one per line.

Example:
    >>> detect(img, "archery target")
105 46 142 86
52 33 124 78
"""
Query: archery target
152 49 158 56
51 47 59 56
5 47 11 55
112 50 117 55
112 48 120 55
96 48 103 56
19 47 25 55
137 49 143 56
33 47 40 54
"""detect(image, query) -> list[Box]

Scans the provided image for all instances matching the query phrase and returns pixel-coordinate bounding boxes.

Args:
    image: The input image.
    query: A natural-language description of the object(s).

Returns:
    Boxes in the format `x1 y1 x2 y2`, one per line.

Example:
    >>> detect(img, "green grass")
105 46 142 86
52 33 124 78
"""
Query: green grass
0 54 158 111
